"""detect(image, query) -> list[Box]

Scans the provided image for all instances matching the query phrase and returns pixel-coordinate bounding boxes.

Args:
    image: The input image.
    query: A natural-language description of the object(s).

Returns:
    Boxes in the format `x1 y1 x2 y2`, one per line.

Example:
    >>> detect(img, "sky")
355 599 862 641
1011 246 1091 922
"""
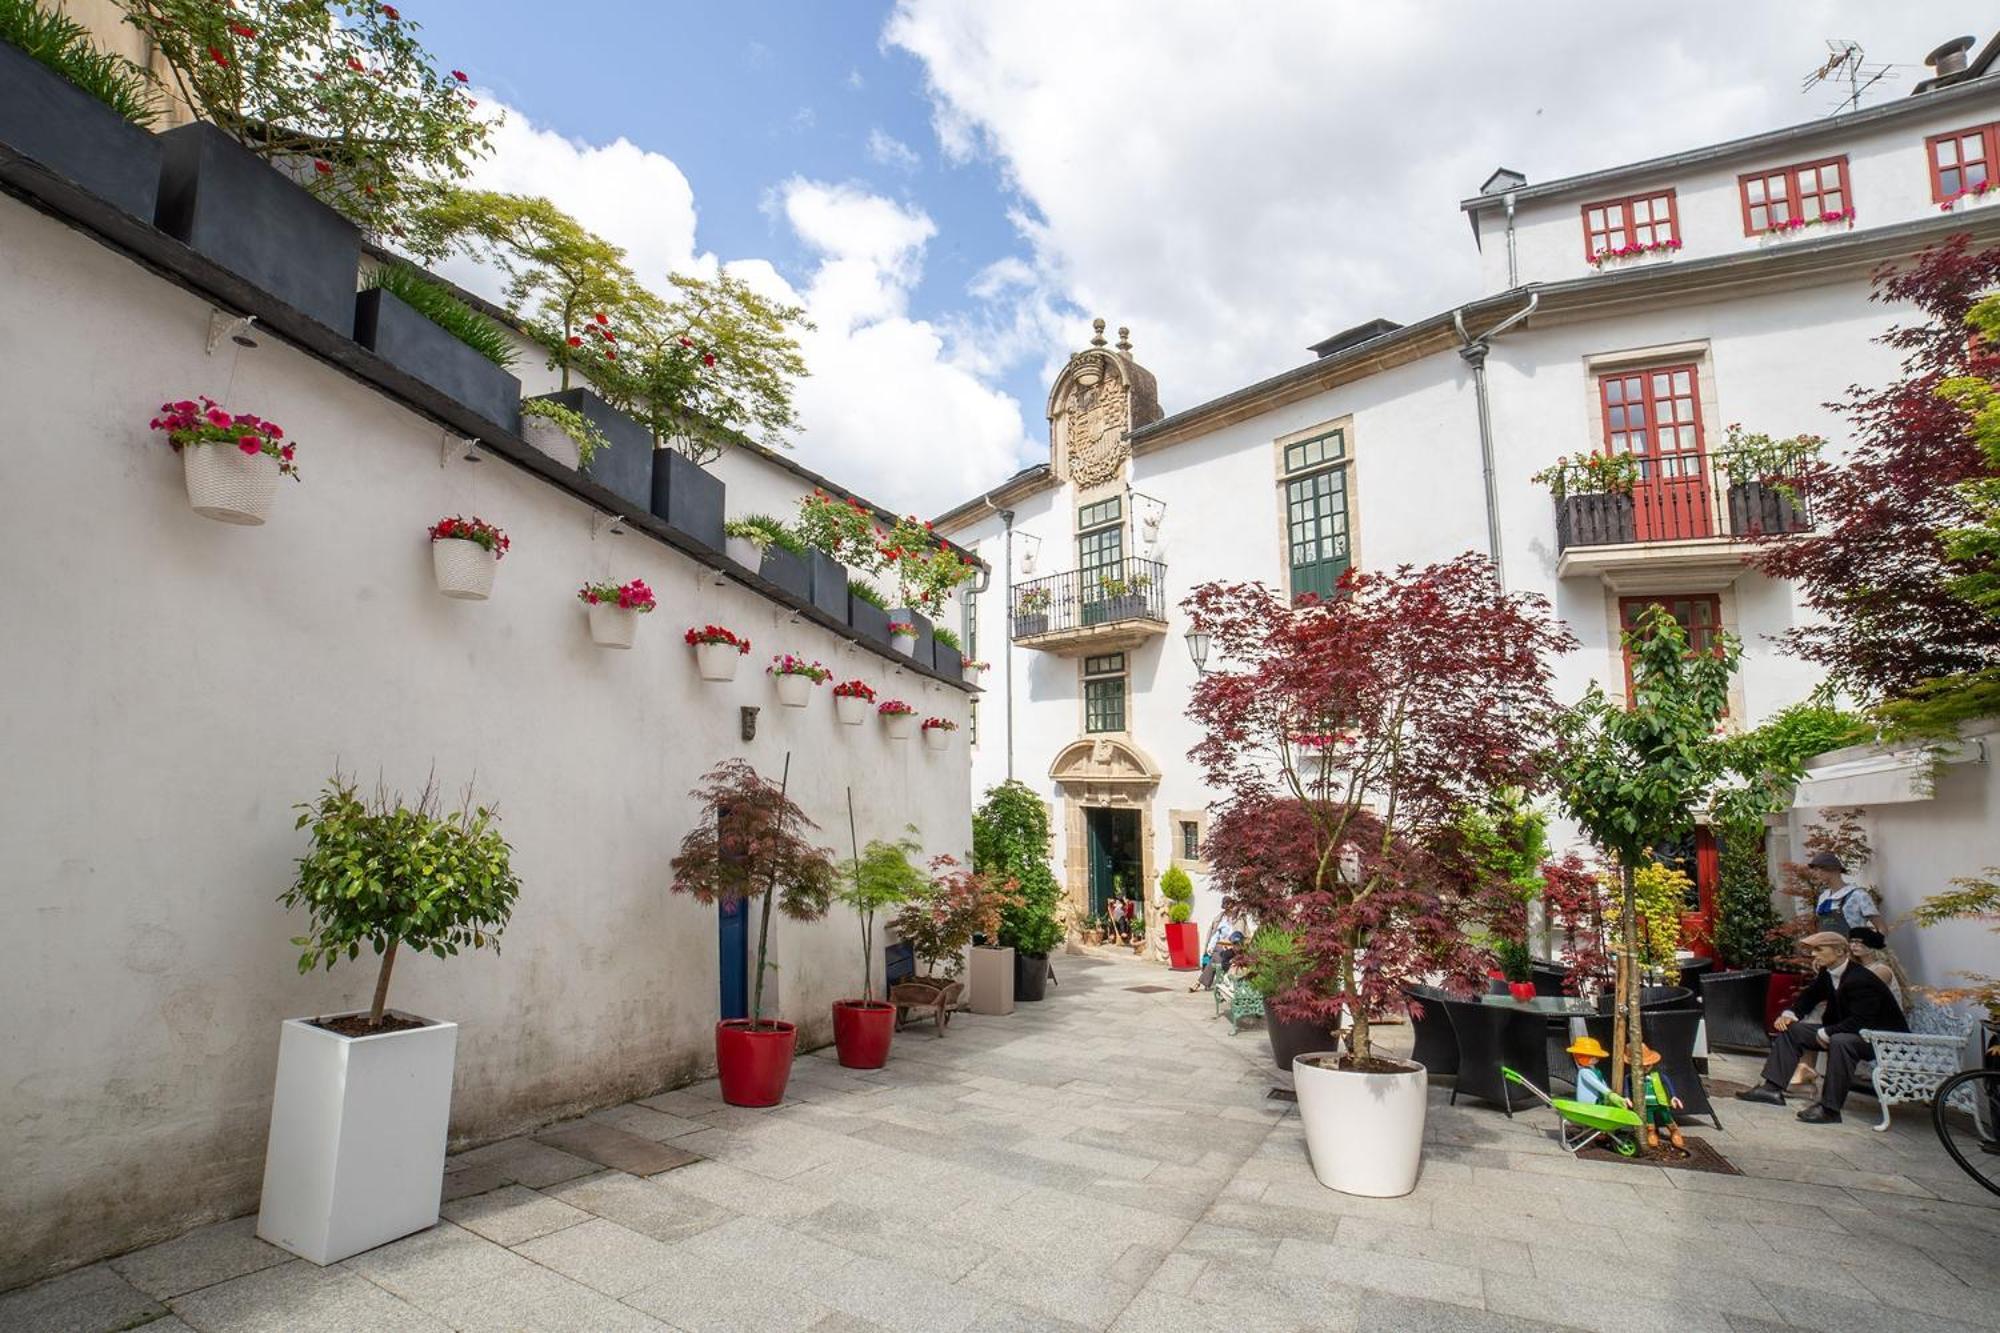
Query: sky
405 1 1993 517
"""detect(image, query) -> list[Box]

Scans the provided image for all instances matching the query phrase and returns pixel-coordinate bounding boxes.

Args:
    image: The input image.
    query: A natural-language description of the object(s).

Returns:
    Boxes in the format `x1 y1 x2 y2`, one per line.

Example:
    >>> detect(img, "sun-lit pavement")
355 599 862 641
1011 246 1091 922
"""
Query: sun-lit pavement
5 949 1997 1332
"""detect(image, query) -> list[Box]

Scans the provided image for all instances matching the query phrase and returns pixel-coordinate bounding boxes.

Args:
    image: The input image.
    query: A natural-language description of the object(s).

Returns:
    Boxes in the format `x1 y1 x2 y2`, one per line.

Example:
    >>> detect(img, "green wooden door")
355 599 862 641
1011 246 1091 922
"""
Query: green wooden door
1286 465 1351 601
1086 810 1114 916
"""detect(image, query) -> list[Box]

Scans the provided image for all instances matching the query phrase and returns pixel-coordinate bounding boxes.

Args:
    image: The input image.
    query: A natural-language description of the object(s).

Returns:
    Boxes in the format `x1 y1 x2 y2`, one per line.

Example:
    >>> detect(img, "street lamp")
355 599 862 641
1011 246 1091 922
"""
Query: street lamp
1184 628 1211 675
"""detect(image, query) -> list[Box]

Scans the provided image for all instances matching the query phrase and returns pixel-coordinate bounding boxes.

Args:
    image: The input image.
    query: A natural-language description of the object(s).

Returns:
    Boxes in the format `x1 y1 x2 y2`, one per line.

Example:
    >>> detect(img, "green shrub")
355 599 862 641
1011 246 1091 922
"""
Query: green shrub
1493 937 1532 983
2 0 157 123
1245 925 1308 998
1159 865 1194 924
933 625 963 652
849 581 890 610
368 262 516 369
1711 826 1783 970
974 780 1065 956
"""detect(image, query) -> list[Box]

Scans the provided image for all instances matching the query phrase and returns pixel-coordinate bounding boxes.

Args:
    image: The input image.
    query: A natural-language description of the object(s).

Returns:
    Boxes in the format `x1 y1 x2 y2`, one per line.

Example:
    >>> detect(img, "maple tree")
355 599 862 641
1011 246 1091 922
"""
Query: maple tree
1187 554 1574 1064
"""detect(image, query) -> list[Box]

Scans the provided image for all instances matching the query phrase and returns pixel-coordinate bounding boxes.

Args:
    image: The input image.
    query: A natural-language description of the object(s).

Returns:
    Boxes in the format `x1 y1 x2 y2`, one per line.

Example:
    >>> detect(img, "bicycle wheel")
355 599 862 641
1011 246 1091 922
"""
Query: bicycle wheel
1932 1069 2000 1198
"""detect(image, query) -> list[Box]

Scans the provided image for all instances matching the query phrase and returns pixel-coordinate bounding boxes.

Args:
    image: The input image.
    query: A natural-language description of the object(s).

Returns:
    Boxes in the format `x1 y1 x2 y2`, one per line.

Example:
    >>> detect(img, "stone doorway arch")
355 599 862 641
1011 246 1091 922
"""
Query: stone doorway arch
1049 737 1163 958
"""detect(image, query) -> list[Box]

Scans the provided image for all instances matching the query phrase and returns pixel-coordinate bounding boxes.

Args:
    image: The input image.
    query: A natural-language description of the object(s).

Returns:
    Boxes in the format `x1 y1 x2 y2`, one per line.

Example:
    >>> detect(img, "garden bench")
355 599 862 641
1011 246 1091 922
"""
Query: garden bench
1214 971 1265 1034
1862 997 1979 1131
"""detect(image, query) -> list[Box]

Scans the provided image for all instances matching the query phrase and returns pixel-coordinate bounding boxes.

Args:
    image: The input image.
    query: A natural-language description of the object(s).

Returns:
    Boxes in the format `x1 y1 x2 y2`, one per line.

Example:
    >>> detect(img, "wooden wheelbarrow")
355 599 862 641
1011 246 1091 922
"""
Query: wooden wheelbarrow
890 977 965 1036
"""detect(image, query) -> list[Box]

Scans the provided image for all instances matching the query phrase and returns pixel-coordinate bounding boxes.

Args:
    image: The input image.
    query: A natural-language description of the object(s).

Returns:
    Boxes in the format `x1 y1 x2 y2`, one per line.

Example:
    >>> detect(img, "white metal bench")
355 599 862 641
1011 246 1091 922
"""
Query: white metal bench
1861 998 1979 1132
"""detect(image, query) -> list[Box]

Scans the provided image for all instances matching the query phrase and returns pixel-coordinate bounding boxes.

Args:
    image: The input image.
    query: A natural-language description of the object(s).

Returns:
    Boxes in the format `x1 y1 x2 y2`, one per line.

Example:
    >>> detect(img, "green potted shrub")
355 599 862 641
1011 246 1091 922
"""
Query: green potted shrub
1494 938 1536 1002
975 781 1065 1002
669 759 836 1106
260 773 520 1265
357 261 521 433
831 827 925 1068
1160 866 1198 970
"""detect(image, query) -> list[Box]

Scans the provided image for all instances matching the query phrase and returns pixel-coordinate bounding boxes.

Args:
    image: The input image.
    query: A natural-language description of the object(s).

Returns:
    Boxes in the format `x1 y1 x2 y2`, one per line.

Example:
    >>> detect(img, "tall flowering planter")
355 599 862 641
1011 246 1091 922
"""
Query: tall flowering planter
768 655 829 708
151 398 298 524
429 516 508 600
578 578 655 648
687 626 749 681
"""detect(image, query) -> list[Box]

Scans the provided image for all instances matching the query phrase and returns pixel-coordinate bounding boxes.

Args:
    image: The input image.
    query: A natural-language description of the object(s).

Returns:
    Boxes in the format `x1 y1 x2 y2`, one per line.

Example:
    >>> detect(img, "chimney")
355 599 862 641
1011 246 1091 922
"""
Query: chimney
1926 35 1975 80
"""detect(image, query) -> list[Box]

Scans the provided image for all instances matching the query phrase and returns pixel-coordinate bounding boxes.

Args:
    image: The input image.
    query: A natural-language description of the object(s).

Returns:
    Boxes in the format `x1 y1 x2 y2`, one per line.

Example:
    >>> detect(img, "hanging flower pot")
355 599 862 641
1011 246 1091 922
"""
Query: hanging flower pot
578 578 655 649
921 717 956 752
961 660 987 689
428 516 508 601
151 396 297 525
686 626 749 680
768 654 829 708
879 700 916 739
888 620 918 656
833 679 875 725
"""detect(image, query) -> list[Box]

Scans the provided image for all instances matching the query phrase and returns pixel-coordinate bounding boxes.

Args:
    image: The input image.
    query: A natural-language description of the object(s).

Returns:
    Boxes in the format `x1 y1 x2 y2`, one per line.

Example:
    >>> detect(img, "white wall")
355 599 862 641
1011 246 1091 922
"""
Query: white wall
0 196 972 1287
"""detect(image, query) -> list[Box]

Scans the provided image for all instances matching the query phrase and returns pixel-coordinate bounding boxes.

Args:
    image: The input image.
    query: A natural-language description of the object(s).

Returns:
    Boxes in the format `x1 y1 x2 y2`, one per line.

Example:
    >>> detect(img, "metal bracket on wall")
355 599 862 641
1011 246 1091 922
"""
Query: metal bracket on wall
591 512 626 540
440 432 481 468
205 310 258 354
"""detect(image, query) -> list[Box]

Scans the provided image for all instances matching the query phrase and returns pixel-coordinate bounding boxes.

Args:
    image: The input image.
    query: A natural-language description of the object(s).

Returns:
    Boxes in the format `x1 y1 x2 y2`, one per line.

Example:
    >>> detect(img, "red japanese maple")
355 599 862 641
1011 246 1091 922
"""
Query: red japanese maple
1187 554 1575 1062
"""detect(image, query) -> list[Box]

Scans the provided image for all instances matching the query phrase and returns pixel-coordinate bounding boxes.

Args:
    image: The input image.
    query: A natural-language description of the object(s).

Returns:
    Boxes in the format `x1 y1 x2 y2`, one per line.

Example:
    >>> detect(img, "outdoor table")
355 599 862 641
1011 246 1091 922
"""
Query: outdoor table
1478 994 1596 1016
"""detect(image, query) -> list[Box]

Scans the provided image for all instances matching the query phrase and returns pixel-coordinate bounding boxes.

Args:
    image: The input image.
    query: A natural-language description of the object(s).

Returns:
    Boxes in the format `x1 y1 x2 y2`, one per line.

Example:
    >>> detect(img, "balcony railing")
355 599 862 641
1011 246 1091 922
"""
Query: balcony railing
1010 557 1167 641
1554 452 1813 553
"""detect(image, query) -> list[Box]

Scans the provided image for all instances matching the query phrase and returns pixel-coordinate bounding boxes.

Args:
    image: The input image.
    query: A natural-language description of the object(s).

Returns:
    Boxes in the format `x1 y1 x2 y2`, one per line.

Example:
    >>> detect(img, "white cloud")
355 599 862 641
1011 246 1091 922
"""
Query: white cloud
884 0 1987 422
866 128 922 172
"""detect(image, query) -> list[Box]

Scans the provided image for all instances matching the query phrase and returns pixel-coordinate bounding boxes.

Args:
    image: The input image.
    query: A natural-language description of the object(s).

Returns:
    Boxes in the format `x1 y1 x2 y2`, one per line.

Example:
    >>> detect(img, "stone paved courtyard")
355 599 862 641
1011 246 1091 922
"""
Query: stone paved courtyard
5 950 1998 1333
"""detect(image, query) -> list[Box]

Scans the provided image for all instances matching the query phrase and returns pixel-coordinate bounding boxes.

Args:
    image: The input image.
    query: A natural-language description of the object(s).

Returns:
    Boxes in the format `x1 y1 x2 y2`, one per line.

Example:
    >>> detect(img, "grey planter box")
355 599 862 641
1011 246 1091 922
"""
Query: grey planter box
759 546 811 602
650 448 724 552
1726 480 1809 537
354 288 521 435
805 549 848 621
529 388 653 515
934 643 963 679
1013 612 1049 639
849 594 891 645
889 607 934 664
155 123 359 332
0 39 162 222
1554 492 1635 549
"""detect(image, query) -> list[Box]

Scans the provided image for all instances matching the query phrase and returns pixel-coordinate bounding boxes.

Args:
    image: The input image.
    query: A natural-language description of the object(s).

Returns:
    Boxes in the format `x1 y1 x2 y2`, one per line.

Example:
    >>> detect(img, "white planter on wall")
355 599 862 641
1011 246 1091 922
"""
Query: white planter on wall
961 665 982 689
1292 1054 1427 1198
256 1014 457 1265
587 603 638 649
922 726 950 752
431 538 497 600
523 418 579 469
725 535 763 570
183 445 280 524
891 632 916 656
834 694 867 725
695 641 740 681
882 711 915 740
773 673 812 708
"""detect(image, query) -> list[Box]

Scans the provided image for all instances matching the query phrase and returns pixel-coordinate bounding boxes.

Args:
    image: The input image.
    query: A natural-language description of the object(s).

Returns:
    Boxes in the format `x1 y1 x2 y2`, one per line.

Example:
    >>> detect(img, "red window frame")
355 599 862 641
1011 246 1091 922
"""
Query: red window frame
1618 594 1723 701
1926 123 1997 203
1597 363 1705 483
1579 189 1680 261
1737 156 1851 235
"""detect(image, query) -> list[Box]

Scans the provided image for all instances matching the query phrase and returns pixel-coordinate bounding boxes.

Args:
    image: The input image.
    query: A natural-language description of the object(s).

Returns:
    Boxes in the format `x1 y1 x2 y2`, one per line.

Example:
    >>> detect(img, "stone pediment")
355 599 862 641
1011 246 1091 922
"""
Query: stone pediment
1049 736 1161 792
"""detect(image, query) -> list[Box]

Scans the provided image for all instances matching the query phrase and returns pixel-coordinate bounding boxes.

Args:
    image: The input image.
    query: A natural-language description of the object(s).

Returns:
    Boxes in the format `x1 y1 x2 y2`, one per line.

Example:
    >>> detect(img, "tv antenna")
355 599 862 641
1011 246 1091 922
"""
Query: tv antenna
1802 40 1898 114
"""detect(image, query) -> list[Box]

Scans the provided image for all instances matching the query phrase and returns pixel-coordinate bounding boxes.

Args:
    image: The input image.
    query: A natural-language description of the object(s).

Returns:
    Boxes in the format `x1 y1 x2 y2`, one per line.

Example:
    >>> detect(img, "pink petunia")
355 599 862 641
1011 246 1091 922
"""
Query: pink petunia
238 438 262 455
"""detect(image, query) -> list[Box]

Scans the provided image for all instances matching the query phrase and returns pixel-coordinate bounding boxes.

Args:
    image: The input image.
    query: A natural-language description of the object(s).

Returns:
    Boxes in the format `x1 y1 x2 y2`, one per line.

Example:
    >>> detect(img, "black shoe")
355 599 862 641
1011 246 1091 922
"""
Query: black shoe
1734 1086 1786 1107
1796 1104 1842 1124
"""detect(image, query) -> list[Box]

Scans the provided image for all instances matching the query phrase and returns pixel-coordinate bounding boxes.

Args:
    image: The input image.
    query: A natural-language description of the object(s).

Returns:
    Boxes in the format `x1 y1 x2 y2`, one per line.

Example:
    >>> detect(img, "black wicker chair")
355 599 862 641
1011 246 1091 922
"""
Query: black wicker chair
1444 999 1547 1114
1580 1011 1717 1128
1404 985 1459 1077
1675 957 1715 996
1701 969 1773 1052
1530 961 1570 998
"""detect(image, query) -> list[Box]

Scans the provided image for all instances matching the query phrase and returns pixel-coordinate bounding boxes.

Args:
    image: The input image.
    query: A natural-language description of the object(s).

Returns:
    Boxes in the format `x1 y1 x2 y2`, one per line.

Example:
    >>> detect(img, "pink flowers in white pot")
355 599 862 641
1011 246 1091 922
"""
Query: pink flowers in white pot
878 699 916 740
577 578 655 648
686 625 750 681
768 654 829 707
429 515 508 600
888 620 918 655
151 396 298 524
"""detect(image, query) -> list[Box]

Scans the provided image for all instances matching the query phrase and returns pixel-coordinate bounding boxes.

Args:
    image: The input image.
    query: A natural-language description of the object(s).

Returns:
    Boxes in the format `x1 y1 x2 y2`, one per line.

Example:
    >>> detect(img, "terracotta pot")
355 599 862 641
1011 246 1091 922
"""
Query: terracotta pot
715 1019 795 1107
1165 921 1200 970
830 1001 894 1070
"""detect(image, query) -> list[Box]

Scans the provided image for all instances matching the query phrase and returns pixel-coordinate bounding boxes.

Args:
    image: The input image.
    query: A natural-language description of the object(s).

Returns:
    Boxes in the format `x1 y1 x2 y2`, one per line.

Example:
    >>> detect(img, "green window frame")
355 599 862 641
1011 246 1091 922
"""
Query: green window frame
1083 652 1126 734
1282 429 1351 602
1077 496 1124 585
963 589 978 664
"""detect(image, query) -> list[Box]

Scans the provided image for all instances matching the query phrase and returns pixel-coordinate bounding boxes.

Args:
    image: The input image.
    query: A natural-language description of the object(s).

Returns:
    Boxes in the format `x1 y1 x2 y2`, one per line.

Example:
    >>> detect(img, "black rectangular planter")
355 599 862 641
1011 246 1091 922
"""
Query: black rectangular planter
805 549 848 621
934 643 964 679
155 123 360 333
354 287 521 435
1014 612 1050 639
848 594 891 645
0 40 162 222
650 447 725 553
889 607 934 665
759 546 811 602
1554 492 1635 550
530 387 654 514
1726 480 1809 538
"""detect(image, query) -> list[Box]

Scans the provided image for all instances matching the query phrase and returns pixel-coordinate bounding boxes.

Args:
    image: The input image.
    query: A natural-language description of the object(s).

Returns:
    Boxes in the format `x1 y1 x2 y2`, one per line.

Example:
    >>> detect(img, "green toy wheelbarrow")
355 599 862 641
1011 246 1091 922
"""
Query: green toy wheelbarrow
1501 1066 1644 1157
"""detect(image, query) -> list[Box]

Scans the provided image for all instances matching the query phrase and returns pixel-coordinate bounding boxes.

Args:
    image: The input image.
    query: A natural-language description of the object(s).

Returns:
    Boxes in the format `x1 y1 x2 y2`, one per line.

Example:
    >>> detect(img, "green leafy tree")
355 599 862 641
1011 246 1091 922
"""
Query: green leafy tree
1913 872 2000 1024
119 0 491 237
1712 830 1783 971
1159 865 1195 924
973 781 1064 956
835 828 926 1003
282 772 521 1028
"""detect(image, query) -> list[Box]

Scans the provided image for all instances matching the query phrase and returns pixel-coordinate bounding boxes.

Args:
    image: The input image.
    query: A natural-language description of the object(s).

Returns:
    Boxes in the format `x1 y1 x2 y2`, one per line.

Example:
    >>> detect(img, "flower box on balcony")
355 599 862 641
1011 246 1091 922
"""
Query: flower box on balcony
0 38 162 223
1014 612 1050 639
155 123 360 333
528 388 654 515
1555 492 1635 549
848 591 891 645
1083 593 1146 626
1725 479 1809 538
355 288 522 435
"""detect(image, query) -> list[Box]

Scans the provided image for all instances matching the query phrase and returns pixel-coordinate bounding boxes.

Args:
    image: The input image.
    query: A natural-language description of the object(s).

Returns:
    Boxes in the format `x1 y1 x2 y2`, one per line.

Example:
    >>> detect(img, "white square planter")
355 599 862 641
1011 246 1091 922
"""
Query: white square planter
968 945 1016 1016
257 1013 458 1265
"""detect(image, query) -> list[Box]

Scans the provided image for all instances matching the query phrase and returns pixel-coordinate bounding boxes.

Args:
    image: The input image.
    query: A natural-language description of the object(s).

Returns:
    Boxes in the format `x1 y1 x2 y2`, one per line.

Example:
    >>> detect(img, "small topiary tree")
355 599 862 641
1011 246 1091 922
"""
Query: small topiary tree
283 772 521 1030
1159 865 1195 924
891 855 1010 979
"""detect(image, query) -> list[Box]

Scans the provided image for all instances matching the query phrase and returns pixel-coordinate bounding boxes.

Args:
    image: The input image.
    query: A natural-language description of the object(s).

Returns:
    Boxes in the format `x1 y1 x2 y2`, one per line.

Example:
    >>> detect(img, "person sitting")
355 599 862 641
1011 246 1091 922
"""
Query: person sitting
1736 931 1909 1123
1191 929 1246 992
1846 925 1905 1003
1567 1037 1626 1108
1104 896 1127 943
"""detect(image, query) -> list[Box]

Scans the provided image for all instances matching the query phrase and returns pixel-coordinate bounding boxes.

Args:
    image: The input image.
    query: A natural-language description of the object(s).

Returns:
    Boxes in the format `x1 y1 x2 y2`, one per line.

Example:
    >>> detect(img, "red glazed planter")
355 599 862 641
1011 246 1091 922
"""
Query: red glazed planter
1165 921 1200 971
715 1019 796 1107
831 1001 895 1070
1508 981 1538 1003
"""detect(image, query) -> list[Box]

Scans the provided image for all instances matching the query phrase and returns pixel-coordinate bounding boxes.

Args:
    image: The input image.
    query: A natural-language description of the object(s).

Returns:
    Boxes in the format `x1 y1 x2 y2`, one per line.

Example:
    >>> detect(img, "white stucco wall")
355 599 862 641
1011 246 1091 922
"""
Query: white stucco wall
0 196 971 1286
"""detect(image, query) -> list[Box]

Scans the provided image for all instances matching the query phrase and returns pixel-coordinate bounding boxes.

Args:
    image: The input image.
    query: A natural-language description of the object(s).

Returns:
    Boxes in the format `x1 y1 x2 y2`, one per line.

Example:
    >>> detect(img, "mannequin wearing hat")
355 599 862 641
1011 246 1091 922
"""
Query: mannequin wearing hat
1566 1036 1627 1109
1737 931 1909 1123
1634 1045 1686 1151
1805 852 1881 935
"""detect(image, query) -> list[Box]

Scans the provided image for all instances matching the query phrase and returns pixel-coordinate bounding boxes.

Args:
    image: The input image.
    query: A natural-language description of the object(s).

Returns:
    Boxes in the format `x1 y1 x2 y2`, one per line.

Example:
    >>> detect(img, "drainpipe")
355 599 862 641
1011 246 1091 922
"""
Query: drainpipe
1503 191 1519 289
984 497 1016 782
1453 291 1539 590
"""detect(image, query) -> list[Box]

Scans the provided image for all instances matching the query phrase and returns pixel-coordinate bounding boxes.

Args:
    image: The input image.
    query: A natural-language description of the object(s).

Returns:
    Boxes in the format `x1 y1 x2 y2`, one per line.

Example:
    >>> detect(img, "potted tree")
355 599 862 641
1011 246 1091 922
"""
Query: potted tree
1190 555 1571 1196
831 825 925 1068
686 625 749 681
768 654 829 708
1494 939 1538 1003
832 679 875 726
669 758 836 1106
150 397 298 525
975 781 1065 1003
889 854 1002 1029
260 773 520 1265
920 716 957 751
577 578 654 648
878 699 917 740
428 515 508 601
1160 866 1199 970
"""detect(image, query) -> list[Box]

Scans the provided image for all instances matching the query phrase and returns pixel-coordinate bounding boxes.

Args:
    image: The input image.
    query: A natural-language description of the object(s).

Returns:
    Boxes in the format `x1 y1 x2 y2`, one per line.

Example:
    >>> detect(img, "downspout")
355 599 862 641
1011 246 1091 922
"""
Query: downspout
983 497 1016 782
1503 191 1519 289
1453 291 1539 590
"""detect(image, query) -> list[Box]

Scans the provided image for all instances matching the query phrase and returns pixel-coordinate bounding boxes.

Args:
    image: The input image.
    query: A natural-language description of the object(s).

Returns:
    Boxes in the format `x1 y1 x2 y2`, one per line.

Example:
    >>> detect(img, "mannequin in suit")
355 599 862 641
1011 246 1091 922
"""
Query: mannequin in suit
1736 932 1909 1123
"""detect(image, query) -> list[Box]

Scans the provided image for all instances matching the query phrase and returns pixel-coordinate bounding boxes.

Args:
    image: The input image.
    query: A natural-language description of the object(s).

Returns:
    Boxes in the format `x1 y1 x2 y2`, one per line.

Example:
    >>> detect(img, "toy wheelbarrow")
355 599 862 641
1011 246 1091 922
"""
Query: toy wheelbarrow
1501 1066 1644 1157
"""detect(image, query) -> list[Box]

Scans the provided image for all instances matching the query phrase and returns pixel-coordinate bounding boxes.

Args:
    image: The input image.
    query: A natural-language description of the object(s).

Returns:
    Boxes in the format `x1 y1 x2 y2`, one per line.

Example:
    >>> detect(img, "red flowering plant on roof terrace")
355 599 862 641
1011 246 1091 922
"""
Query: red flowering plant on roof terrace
150 397 299 478
1185 553 1575 1067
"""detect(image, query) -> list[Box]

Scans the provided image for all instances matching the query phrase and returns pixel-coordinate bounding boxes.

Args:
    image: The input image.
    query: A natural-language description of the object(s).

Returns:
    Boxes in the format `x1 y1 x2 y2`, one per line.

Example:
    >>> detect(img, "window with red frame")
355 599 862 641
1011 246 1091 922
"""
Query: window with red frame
1581 190 1679 261
1737 156 1850 234
1927 123 1996 202
1617 594 1722 701
1599 364 1704 481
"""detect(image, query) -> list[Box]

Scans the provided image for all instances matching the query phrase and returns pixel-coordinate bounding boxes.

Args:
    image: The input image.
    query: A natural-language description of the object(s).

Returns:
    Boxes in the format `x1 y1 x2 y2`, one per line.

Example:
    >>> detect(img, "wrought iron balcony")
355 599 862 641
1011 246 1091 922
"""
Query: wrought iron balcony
1553 452 1813 576
1010 557 1168 653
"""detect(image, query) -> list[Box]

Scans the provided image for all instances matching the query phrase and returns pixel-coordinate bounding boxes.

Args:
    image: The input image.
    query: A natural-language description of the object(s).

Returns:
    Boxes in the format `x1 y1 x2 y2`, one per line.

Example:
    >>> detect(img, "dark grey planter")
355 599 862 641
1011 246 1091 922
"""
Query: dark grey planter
1701 968 1772 1053
759 546 811 602
354 287 521 434
849 594 891 645
1554 492 1635 550
1267 1012 1343 1072
1083 594 1146 626
934 643 963 679
0 40 162 222
805 549 848 621
889 607 933 664
1014 951 1050 1002
529 388 653 514
650 448 725 552
1726 480 1809 537
155 123 359 332
1013 611 1049 639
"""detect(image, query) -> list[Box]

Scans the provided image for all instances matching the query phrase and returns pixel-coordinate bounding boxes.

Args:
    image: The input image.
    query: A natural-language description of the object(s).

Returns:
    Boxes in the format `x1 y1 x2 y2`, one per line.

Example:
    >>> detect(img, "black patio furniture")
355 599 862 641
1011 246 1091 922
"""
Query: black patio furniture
1701 969 1774 1052
1404 985 1459 1077
1443 998 1549 1114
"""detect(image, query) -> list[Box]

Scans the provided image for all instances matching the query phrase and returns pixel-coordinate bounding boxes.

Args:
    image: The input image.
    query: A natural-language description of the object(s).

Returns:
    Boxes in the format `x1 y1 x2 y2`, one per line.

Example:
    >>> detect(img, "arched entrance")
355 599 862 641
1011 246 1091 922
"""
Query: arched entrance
1049 737 1162 953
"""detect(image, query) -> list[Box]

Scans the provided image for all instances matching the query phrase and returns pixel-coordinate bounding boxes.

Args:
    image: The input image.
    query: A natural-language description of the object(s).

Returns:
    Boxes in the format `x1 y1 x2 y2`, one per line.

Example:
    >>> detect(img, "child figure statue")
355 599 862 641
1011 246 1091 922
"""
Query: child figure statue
1566 1037 1628 1108
1635 1044 1686 1151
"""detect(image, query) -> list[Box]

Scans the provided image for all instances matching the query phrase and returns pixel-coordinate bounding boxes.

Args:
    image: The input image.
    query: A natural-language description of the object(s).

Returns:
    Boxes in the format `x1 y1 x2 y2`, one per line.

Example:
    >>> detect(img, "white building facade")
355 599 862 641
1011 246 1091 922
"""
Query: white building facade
938 64 2000 955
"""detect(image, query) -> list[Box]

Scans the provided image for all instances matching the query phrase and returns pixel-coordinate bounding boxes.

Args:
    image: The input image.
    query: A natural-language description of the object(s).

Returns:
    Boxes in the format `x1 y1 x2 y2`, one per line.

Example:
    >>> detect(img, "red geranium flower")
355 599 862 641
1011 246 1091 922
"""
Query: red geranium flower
228 22 256 37
380 3 399 17
207 45 229 67
451 69 469 82
566 335 583 347
313 160 332 174
702 352 716 367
